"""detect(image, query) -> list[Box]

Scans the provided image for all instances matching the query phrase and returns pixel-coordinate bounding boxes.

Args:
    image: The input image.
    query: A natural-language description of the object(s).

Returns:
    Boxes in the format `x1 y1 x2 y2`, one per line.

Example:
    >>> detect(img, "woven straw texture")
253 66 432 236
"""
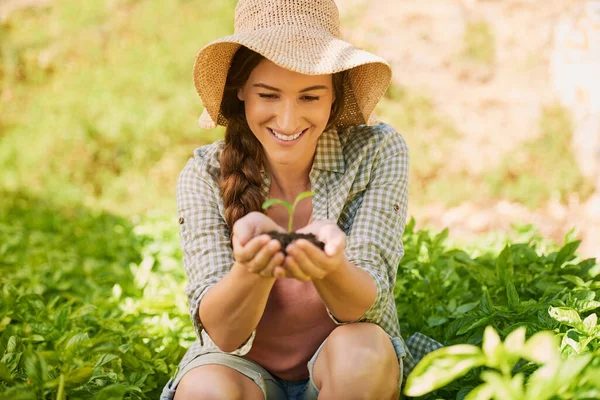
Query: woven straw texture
193 0 392 129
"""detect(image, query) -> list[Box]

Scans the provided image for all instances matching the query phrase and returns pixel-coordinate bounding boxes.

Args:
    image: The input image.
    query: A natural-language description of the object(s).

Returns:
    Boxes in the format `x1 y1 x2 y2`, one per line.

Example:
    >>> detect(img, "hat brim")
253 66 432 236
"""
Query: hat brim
193 25 391 129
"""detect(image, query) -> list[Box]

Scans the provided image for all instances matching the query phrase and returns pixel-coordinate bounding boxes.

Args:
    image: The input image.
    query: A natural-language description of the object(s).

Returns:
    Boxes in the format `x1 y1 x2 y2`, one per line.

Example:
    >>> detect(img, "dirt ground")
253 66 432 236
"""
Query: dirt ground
337 0 600 260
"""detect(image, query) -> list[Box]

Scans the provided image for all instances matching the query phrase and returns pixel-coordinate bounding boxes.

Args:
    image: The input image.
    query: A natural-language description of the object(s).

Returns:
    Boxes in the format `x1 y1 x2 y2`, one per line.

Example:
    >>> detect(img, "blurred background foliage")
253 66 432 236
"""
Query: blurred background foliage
0 0 594 218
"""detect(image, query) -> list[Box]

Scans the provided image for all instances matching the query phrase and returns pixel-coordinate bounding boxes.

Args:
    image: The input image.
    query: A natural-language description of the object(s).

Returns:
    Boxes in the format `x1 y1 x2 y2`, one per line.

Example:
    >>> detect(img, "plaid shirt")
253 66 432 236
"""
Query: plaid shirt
173 122 442 382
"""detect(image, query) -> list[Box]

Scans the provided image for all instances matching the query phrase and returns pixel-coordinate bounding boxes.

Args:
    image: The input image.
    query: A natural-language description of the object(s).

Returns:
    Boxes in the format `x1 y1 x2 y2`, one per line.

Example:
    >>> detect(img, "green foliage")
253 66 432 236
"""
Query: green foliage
0 0 236 214
2 190 598 398
405 326 600 399
397 218 600 399
262 191 313 233
0 190 193 399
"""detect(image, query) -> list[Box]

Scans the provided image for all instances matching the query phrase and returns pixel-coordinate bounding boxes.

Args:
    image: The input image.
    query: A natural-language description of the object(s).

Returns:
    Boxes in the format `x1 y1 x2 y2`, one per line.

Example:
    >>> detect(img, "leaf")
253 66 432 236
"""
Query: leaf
7 336 22 353
292 191 314 208
554 241 581 268
22 350 48 386
482 326 503 369
0 361 14 384
93 383 128 400
506 282 520 310
548 306 582 327
262 199 292 213
522 331 560 364
575 300 600 313
65 366 94 388
481 370 524 400
65 332 90 350
496 245 514 285
95 354 119 369
404 345 485 396
504 327 526 357
562 275 587 287
455 302 479 315
427 315 448 328
457 316 493 336
480 289 494 315
582 313 598 334
464 383 494 400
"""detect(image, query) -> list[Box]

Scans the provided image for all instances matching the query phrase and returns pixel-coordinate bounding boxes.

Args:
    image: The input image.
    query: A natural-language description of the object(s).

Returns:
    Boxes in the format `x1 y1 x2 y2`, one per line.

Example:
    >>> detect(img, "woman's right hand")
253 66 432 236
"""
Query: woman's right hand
232 212 286 278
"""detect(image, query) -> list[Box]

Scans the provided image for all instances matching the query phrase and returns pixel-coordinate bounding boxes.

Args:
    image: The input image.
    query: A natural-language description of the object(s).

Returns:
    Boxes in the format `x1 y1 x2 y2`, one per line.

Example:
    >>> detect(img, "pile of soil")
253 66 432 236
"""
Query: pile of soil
266 231 325 256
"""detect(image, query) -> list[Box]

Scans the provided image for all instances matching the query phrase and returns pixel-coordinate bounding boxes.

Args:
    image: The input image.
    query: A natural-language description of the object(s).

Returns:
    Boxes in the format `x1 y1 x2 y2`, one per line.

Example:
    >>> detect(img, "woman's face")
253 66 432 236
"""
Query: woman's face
237 59 335 169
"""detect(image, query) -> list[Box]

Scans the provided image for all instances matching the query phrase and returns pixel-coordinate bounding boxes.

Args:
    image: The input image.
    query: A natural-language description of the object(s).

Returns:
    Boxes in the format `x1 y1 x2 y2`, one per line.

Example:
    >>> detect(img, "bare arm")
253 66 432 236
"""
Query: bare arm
200 214 285 352
312 258 376 322
199 260 274 352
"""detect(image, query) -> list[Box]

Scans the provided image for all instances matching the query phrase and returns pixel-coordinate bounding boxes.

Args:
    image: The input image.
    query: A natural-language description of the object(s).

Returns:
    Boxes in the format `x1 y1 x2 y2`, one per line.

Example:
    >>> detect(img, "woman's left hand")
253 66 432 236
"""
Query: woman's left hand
282 220 346 282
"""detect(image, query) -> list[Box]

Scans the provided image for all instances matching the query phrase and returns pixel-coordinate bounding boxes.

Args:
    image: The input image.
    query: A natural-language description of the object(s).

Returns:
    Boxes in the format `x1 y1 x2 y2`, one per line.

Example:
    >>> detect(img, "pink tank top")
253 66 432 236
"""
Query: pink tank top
245 212 337 381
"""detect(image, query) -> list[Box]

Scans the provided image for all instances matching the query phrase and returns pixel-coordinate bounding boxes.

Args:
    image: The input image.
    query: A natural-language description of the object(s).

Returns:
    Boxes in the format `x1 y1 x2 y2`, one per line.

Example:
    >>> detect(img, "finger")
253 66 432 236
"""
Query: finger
288 243 327 280
317 224 346 257
259 252 285 278
247 239 281 273
283 253 313 282
233 234 270 263
295 239 330 265
233 212 285 245
273 266 288 279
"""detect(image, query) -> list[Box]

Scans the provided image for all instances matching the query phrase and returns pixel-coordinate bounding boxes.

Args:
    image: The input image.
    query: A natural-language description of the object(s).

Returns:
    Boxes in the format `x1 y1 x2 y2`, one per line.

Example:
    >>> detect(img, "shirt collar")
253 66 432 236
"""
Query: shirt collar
311 127 345 173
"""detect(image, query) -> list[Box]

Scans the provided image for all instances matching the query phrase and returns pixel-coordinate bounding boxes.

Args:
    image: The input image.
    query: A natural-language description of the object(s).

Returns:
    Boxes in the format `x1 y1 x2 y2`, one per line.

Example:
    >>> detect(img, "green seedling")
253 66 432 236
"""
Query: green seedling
262 191 313 233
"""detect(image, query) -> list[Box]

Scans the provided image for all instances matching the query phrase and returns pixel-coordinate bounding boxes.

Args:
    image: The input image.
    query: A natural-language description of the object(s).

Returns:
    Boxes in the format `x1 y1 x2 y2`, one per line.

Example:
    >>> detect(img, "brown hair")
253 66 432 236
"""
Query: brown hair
219 46 346 232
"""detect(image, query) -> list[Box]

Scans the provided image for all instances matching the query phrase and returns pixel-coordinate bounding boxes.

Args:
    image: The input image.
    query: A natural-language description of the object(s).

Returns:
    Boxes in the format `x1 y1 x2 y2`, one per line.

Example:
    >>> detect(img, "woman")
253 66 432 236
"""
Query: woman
162 0 441 399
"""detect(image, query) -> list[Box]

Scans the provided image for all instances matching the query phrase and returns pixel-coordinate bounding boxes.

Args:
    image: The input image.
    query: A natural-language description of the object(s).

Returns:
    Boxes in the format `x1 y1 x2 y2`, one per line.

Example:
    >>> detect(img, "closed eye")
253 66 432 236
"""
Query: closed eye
302 96 320 102
258 93 278 99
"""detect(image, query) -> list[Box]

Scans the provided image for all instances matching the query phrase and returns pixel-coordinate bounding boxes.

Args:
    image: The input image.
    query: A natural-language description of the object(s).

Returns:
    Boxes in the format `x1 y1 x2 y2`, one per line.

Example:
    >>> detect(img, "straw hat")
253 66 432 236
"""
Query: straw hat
194 0 392 129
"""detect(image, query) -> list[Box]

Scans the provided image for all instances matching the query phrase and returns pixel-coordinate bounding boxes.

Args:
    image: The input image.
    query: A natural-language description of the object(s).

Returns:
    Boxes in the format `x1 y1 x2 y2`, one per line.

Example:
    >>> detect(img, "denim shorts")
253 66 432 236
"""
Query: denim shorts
160 335 405 400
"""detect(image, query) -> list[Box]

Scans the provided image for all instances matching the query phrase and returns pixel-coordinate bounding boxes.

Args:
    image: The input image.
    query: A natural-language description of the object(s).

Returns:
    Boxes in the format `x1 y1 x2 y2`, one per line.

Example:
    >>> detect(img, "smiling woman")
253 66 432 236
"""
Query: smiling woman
218 46 347 234
161 1 443 399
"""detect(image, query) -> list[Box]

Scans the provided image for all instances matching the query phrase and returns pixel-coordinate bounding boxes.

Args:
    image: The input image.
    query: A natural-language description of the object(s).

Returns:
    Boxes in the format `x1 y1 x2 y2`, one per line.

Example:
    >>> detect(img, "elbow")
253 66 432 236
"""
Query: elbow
214 336 248 353
215 341 241 353
205 328 246 353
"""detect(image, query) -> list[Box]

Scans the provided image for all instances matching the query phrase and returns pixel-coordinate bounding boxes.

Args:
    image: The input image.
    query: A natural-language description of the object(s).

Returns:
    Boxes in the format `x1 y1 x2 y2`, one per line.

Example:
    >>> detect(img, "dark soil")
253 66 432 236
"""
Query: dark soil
266 231 325 256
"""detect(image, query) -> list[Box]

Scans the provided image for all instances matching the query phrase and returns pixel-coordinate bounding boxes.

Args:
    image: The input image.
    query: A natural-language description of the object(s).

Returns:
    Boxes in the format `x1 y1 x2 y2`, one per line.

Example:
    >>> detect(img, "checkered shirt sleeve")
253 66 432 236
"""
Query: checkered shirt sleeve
176 157 255 353
344 131 409 326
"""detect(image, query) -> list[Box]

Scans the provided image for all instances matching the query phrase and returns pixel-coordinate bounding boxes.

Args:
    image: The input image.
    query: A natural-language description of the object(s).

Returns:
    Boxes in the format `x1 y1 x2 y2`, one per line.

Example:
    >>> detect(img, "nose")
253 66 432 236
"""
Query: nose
275 99 302 134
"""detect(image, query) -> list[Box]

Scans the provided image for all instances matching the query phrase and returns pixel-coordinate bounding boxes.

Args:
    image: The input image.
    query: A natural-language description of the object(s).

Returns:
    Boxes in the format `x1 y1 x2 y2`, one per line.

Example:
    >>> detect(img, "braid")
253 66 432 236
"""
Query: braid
219 47 266 232
219 115 265 232
218 46 347 232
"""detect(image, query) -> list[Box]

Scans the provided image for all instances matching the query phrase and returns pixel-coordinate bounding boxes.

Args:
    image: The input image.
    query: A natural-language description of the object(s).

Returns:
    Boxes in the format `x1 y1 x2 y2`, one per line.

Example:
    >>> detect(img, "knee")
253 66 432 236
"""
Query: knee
173 366 249 400
329 323 397 373
317 324 400 399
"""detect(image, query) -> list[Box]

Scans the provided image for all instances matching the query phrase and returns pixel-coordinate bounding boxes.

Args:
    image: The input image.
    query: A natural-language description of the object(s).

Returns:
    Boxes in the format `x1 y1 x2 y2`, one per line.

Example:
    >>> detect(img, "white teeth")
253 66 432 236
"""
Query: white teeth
271 129 304 141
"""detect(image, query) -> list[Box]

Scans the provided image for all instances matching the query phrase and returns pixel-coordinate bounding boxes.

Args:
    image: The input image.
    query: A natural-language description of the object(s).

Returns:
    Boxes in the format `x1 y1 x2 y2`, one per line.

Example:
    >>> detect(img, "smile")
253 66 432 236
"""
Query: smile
268 127 308 142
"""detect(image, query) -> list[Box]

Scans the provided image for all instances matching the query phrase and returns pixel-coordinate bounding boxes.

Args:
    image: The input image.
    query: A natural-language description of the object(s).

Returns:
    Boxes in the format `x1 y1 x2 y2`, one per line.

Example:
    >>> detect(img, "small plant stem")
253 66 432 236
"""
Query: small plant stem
56 373 65 400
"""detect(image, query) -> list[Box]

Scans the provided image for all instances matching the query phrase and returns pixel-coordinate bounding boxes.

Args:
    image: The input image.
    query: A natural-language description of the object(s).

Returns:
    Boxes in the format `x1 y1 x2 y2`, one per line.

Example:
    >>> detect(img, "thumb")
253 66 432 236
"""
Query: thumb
323 231 345 257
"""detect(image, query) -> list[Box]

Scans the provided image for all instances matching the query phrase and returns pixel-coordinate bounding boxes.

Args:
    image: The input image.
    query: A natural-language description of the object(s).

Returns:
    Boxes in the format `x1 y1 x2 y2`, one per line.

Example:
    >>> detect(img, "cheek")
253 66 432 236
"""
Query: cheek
311 103 333 126
244 99 271 124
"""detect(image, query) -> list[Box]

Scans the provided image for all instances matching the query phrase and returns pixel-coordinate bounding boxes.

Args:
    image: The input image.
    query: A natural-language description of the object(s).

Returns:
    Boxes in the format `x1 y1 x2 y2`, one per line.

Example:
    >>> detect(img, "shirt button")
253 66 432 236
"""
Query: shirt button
393 204 399 212
178 217 184 224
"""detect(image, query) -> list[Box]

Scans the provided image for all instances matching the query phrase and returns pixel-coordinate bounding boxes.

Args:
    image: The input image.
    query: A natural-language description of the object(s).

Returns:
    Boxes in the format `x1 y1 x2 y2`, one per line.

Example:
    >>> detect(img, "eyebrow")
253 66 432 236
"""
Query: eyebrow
252 83 329 93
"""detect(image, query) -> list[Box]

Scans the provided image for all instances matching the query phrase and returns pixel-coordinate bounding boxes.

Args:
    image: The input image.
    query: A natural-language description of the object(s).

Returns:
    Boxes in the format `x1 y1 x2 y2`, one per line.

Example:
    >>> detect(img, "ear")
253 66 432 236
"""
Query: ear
237 87 245 102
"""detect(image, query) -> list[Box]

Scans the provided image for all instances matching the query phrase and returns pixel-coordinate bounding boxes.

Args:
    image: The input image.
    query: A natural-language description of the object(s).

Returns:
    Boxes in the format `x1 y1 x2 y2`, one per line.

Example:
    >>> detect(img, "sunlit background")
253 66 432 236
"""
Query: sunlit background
1 0 599 257
1 0 599 398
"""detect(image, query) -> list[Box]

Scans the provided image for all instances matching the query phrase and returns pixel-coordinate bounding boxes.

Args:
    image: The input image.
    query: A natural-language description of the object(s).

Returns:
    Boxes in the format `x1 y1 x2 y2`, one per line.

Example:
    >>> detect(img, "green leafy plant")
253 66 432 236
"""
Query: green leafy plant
262 191 314 233
404 325 600 400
